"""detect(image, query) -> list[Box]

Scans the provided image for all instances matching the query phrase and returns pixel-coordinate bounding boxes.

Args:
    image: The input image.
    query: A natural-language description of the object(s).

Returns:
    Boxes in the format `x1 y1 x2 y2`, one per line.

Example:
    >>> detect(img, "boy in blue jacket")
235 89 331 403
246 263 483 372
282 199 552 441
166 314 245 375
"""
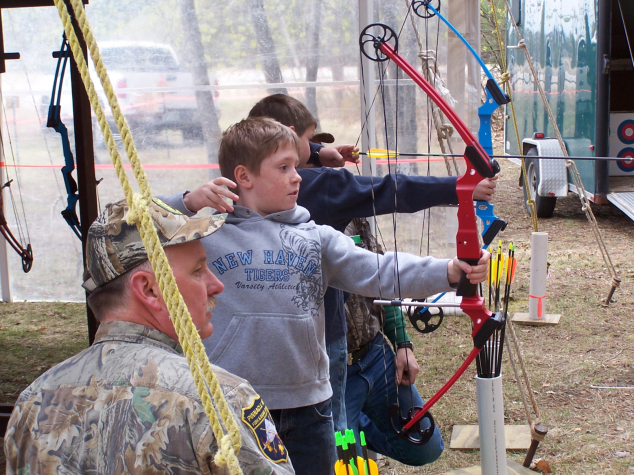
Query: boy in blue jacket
162 117 490 474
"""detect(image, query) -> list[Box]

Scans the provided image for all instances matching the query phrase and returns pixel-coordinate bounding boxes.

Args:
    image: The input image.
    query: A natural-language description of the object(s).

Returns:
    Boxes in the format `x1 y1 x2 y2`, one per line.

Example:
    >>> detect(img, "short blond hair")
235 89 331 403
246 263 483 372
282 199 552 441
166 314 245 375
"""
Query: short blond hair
219 118 300 184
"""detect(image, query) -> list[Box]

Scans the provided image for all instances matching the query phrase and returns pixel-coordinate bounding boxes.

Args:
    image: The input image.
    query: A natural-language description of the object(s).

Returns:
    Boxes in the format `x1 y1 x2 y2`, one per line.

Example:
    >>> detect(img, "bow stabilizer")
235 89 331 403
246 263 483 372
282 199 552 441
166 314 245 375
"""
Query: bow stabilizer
361 23 504 445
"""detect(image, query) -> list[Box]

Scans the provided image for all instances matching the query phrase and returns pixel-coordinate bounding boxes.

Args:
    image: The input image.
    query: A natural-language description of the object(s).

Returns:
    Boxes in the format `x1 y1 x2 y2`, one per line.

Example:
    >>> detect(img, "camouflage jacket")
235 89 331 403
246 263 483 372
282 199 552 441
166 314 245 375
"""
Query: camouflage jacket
4 321 294 475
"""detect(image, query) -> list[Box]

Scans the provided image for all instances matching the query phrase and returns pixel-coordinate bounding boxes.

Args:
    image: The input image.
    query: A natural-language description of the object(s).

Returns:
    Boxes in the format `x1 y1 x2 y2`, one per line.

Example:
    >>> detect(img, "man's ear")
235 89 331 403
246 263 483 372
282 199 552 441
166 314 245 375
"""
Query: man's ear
234 165 253 190
129 270 163 312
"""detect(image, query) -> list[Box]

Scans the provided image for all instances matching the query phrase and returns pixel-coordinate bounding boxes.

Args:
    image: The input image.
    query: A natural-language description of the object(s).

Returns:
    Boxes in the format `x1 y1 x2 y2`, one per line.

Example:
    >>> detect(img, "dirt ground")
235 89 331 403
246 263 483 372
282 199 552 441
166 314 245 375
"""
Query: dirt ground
1 158 633 474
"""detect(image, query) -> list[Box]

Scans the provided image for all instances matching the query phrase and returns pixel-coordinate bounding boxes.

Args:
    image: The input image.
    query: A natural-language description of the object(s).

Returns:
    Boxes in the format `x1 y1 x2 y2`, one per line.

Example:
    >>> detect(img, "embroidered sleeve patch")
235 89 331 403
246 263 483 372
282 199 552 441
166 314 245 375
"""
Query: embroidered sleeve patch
241 396 288 463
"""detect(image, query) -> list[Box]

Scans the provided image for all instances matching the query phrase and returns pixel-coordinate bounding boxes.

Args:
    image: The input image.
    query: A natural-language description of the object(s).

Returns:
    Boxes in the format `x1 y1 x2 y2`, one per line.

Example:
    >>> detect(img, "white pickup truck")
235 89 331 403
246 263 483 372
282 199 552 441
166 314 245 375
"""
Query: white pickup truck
92 41 218 143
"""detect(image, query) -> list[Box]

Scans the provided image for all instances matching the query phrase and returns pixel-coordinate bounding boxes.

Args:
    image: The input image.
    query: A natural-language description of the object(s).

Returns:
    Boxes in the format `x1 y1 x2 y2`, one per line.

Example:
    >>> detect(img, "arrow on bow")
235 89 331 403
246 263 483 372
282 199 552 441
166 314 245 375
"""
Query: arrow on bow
361 22 505 445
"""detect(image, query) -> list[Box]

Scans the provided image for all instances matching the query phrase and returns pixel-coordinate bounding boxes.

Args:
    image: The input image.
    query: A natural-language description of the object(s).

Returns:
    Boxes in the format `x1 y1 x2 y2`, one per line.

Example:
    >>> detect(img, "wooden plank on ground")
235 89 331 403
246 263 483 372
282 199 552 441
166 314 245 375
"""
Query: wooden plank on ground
450 424 531 450
441 457 535 474
512 312 561 325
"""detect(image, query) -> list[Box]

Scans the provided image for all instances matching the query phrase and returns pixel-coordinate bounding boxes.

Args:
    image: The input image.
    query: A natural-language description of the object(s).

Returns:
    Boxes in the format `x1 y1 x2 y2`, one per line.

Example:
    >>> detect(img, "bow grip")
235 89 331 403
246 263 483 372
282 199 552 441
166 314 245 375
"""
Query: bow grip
456 258 479 296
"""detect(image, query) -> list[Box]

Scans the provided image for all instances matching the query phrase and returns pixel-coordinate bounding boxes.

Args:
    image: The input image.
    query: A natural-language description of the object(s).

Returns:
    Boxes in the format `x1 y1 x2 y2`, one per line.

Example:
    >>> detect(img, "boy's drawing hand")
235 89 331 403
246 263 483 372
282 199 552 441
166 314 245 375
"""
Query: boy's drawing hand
395 347 419 385
447 249 491 285
472 175 498 201
318 145 360 168
183 177 239 213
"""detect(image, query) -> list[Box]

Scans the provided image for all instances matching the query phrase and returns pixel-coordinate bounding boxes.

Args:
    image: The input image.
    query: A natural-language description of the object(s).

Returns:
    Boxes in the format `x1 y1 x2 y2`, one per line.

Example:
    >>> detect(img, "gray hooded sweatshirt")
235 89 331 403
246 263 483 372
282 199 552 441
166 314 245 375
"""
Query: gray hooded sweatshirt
162 194 454 410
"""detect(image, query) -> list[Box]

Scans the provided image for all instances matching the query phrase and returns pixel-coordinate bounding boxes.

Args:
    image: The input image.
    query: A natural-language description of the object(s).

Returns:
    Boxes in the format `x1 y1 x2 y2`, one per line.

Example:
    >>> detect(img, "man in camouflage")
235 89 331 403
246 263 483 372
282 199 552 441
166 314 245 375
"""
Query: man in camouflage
4 198 294 474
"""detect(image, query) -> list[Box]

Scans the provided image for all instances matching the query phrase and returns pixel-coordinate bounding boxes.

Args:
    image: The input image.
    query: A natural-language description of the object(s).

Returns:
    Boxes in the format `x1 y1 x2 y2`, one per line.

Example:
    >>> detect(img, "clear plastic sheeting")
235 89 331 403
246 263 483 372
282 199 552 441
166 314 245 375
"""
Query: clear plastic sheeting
0 0 481 301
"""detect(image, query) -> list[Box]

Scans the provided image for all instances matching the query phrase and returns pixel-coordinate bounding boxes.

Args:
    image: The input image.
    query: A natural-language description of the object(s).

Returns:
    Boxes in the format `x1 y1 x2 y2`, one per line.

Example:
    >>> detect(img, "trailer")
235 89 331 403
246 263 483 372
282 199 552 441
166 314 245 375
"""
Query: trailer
506 0 634 220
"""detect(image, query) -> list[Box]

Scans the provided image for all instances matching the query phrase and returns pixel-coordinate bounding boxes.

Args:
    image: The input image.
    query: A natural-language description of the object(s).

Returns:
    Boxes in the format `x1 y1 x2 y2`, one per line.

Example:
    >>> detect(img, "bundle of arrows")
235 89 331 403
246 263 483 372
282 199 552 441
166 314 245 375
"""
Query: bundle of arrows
334 430 378 475
476 241 517 379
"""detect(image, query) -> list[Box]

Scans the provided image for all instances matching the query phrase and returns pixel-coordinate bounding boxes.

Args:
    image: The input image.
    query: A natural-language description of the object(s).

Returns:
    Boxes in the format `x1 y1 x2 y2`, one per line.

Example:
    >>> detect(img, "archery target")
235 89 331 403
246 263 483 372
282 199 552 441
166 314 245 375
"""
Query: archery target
609 114 634 175
617 148 634 172
617 120 634 144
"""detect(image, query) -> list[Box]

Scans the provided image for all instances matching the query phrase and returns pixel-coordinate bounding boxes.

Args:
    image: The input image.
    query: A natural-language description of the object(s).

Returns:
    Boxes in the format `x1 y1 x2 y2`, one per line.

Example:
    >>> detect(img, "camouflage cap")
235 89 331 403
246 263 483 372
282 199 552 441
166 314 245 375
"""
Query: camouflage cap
83 197 225 290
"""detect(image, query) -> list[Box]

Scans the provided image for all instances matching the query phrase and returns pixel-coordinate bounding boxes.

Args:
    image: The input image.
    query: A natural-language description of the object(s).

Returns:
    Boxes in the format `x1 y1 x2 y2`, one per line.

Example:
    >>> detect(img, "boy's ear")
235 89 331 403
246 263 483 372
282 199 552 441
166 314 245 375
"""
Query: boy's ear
289 125 296 132
234 165 253 189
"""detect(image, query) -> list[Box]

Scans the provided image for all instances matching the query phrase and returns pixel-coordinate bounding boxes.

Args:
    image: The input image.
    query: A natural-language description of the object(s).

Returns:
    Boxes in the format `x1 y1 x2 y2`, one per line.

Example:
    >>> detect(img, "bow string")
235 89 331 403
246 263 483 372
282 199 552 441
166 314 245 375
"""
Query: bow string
0 180 33 273
0 104 33 273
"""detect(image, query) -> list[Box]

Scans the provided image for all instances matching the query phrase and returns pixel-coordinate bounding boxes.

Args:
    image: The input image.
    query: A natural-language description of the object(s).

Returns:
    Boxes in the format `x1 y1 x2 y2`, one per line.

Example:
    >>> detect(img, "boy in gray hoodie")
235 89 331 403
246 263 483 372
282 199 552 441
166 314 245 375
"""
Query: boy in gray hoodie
161 117 490 475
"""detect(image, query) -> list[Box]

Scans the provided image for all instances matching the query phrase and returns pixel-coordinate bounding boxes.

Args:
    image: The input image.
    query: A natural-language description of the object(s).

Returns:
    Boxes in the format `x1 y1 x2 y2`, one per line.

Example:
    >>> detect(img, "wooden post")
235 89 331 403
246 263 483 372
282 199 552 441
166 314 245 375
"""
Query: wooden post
64 0 99 344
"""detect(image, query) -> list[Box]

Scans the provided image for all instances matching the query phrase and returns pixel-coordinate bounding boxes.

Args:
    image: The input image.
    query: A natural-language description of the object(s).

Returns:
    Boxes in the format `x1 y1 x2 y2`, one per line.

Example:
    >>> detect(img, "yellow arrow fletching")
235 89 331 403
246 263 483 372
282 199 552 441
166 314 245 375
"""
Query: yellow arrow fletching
490 258 499 283
353 148 401 159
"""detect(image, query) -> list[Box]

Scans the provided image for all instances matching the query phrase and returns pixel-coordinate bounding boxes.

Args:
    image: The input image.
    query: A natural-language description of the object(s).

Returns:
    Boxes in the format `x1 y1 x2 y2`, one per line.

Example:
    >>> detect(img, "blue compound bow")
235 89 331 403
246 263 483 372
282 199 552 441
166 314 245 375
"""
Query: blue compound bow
47 34 81 240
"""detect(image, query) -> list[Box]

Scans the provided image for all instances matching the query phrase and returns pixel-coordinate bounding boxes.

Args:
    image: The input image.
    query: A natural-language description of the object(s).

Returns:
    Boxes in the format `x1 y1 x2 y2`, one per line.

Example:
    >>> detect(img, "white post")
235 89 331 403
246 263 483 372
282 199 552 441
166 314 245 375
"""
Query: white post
529 232 548 319
358 0 376 179
476 375 508 475
0 75 12 302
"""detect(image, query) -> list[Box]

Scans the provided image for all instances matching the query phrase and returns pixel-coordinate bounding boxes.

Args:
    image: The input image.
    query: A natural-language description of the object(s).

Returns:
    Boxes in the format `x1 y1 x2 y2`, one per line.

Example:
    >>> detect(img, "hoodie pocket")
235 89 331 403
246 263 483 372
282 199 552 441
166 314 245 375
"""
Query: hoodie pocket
209 313 322 387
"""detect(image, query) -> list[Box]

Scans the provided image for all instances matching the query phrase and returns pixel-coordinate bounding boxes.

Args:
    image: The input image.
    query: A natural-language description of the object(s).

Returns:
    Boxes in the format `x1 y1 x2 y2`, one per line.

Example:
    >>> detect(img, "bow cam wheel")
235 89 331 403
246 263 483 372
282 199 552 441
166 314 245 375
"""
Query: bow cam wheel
408 304 444 334
388 404 436 445
412 0 441 19
360 23 398 62
22 244 33 273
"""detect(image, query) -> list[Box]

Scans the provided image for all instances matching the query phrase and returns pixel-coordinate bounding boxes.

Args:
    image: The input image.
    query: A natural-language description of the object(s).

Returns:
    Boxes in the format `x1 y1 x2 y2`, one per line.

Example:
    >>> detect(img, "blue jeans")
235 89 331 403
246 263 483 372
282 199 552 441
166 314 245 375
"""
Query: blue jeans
269 399 337 475
326 333 348 432
346 333 444 466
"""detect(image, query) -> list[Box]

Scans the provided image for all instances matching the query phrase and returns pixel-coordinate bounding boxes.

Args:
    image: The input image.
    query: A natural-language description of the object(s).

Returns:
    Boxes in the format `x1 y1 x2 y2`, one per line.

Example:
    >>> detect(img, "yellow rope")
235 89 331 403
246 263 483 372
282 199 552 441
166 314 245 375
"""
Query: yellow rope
52 1 243 472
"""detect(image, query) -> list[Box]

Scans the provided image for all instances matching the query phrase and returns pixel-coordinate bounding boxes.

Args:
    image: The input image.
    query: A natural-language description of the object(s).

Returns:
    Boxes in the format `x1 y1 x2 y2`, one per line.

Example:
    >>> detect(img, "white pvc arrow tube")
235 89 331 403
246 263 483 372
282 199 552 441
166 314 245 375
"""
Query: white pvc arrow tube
529 232 548 319
476 375 507 475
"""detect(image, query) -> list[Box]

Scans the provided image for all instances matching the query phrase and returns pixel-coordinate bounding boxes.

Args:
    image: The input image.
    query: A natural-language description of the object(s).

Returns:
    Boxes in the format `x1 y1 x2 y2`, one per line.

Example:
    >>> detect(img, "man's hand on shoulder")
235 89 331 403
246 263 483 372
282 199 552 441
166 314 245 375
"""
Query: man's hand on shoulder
396 347 419 385
447 249 491 285
183 177 239 213
473 175 498 201
318 145 360 168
